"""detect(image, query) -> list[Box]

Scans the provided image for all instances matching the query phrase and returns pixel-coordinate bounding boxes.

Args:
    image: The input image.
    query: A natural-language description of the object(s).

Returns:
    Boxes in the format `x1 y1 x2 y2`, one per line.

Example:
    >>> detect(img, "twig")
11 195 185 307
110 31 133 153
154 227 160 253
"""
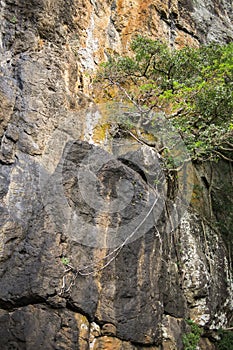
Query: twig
213 150 233 162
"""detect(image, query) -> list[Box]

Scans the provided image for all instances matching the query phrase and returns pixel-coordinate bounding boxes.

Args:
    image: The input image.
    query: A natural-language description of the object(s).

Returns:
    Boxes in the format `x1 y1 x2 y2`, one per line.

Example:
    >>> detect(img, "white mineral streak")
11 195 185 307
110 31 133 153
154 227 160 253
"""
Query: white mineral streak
90 322 100 349
209 256 233 329
79 13 99 71
0 0 5 51
180 212 210 323
83 109 101 144
107 20 121 52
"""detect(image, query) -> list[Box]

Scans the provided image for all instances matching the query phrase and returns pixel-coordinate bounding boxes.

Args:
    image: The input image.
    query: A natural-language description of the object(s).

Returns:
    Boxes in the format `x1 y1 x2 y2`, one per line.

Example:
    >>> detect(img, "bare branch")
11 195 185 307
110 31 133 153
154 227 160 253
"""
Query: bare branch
213 150 233 162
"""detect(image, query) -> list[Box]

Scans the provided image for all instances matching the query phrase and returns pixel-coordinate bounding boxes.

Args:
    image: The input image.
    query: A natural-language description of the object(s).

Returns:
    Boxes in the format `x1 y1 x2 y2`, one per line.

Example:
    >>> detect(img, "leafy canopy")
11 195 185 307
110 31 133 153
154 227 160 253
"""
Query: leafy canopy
95 36 233 161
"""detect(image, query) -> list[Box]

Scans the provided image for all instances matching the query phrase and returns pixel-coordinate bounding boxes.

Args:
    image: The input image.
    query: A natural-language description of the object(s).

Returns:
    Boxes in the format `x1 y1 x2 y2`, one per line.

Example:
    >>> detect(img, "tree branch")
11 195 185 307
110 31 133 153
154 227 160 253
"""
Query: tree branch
213 150 233 162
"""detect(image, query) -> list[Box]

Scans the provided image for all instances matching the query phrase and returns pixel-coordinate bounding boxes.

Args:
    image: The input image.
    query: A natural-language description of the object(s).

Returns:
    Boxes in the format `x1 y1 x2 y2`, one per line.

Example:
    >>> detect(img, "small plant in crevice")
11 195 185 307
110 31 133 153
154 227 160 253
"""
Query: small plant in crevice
182 319 202 350
216 328 233 350
61 257 70 266
10 16 17 24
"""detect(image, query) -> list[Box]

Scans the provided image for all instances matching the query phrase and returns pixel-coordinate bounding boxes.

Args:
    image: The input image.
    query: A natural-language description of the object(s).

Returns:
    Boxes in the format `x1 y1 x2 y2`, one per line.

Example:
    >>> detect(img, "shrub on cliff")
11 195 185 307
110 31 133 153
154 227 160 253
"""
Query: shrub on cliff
95 36 233 161
216 328 233 350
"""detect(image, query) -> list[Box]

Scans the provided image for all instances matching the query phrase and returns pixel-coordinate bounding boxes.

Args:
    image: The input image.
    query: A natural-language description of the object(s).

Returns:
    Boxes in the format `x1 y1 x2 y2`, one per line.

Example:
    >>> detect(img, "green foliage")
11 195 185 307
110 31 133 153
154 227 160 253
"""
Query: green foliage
95 36 233 161
216 329 233 350
61 257 70 266
182 319 202 350
10 16 17 24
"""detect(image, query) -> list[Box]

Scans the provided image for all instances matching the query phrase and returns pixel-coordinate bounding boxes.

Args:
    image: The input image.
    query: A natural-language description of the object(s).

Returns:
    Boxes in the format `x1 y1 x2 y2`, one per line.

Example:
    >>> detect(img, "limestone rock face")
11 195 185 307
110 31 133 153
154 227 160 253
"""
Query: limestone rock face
0 1 232 349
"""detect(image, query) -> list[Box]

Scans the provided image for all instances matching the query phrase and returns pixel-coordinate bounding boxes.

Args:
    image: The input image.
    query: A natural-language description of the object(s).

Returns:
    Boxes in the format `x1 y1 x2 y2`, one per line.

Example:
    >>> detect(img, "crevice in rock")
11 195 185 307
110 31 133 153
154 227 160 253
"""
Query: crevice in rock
118 157 148 184
0 295 46 311
131 339 159 348
201 176 210 190
66 299 94 323
176 22 199 40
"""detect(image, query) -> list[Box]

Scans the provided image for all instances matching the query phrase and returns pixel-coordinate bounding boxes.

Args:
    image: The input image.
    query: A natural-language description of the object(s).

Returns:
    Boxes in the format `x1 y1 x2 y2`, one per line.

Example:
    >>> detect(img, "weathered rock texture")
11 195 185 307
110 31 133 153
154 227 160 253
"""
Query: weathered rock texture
0 0 232 349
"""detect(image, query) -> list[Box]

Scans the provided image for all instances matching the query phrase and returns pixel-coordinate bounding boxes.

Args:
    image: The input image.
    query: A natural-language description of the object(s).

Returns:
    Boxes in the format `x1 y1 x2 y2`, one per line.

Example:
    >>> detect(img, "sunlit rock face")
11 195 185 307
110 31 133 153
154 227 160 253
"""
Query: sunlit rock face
0 1 232 349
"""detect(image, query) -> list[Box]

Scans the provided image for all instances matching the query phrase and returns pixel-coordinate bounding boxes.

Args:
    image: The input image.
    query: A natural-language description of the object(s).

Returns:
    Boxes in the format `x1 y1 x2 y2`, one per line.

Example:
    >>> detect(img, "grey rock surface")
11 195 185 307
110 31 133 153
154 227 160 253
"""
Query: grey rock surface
0 0 232 349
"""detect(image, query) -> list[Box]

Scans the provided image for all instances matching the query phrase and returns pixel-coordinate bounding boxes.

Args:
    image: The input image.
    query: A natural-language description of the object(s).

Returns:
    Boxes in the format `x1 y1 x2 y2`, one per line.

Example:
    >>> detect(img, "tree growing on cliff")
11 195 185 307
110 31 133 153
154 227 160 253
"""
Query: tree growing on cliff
95 36 233 161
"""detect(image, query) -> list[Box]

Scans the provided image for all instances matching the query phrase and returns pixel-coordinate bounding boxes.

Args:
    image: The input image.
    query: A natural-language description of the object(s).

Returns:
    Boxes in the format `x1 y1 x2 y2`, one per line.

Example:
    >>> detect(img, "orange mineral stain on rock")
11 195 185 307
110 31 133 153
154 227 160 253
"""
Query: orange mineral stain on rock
73 0 201 94
92 336 126 350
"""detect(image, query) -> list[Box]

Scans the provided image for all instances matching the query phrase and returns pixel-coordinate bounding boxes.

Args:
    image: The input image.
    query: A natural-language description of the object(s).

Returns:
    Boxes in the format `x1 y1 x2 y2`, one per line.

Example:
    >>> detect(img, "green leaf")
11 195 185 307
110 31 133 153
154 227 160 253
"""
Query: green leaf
61 257 70 266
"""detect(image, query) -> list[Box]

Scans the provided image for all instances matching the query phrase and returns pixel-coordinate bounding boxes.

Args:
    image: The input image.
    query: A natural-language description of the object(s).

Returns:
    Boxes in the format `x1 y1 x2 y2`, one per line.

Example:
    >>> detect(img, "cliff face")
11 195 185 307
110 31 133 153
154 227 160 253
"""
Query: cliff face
0 1 232 349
